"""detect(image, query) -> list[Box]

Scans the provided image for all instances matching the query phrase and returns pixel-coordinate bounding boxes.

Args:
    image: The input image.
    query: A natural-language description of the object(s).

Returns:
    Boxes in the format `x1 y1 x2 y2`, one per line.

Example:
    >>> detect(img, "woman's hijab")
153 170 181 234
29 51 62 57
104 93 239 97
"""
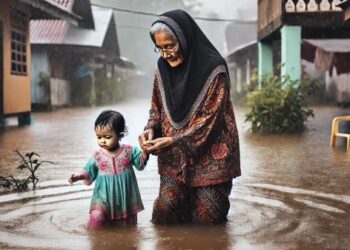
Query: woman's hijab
151 9 228 127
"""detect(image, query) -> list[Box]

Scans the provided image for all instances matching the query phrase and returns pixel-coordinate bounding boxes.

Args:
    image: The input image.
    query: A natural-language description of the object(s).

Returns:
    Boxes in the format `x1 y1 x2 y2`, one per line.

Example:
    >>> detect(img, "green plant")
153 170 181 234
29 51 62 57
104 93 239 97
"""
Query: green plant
37 72 50 87
245 75 314 133
0 151 54 191
0 175 29 191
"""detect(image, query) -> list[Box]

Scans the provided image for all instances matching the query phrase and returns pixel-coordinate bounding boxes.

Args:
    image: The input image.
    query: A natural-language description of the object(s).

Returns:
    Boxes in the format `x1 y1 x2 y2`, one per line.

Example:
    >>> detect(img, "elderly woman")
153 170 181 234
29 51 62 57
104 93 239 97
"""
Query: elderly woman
139 9 240 224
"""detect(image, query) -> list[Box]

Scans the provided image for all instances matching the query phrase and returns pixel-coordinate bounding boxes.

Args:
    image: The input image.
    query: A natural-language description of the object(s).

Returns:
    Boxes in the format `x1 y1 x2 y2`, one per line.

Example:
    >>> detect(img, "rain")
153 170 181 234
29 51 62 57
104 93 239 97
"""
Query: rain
1 0 350 249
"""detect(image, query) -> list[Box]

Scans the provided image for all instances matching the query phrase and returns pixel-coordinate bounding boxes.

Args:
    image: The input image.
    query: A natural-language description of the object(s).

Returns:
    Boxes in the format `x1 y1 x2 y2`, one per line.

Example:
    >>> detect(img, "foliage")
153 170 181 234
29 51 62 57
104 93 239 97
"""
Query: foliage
0 151 54 192
0 175 29 191
37 72 50 88
245 75 314 134
94 68 127 105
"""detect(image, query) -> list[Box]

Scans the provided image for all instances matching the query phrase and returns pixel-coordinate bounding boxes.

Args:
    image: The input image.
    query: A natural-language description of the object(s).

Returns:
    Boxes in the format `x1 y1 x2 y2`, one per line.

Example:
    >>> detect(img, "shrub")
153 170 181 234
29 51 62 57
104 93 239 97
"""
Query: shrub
245 75 314 133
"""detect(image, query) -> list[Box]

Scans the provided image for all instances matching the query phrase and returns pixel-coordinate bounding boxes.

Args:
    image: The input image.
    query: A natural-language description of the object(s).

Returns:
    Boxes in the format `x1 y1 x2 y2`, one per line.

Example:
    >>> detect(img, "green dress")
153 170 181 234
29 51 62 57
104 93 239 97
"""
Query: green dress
82 144 146 220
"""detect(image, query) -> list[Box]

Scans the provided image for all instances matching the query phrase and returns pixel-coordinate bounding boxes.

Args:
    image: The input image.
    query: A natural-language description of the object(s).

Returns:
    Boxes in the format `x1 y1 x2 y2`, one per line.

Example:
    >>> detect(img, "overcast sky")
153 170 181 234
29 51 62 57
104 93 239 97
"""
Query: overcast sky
91 0 257 71
191 0 257 20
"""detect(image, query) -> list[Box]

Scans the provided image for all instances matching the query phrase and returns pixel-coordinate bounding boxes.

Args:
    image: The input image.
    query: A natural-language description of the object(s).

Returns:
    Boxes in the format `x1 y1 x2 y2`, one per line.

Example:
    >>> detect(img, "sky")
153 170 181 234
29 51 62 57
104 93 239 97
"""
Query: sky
91 0 258 82
191 0 257 21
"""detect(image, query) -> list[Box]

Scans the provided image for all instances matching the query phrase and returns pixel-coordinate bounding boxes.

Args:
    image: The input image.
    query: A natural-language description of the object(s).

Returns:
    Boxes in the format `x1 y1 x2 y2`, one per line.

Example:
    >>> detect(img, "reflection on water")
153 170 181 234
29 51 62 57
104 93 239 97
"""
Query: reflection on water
0 100 350 249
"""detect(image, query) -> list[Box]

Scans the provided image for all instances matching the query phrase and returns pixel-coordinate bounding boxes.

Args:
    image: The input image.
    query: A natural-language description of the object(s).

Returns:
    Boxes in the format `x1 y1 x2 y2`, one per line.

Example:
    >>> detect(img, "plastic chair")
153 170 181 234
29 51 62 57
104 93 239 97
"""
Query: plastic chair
330 116 350 151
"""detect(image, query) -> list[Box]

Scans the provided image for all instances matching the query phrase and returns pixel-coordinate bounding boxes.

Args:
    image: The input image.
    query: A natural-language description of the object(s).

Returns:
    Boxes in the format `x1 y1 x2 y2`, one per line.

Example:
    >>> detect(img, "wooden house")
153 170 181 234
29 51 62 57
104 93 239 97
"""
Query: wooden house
0 0 79 127
30 0 121 108
258 0 350 82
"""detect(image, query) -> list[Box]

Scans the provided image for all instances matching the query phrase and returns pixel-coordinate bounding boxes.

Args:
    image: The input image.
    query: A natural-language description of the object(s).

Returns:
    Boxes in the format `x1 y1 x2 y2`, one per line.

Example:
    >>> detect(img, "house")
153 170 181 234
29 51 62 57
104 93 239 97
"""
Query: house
224 20 257 104
257 0 350 83
0 0 80 127
225 42 257 105
30 0 122 108
226 0 350 105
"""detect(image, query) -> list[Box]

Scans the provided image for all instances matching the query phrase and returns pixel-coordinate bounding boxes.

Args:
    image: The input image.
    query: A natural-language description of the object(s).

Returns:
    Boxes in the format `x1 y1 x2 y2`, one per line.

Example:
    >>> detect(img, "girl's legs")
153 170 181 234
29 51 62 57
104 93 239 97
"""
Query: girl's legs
125 214 137 224
88 209 107 229
191 181 232 224
152 175 190 224
113 214 138 226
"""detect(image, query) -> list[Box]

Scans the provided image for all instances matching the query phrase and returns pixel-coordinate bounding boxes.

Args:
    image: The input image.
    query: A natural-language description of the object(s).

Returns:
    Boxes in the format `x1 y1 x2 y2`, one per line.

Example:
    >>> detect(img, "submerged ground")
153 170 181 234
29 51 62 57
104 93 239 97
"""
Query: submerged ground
0 98 349 250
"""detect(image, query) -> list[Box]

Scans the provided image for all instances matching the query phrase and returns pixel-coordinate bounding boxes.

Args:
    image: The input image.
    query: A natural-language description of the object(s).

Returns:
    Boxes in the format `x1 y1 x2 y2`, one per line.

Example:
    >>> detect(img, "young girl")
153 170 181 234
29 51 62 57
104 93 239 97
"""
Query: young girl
68 110 149 228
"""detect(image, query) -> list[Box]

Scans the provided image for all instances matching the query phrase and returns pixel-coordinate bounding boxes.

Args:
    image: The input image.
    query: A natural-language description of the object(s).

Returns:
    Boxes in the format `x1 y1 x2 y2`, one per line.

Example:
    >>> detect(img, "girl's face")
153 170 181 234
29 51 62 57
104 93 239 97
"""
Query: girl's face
95 125 119 151
154 31 183 67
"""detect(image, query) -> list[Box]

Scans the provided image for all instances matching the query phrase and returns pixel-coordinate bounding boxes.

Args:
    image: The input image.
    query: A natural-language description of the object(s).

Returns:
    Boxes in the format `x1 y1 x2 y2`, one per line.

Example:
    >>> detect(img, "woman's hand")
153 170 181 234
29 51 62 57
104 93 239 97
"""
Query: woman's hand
146 137 174 153
138 128 154 151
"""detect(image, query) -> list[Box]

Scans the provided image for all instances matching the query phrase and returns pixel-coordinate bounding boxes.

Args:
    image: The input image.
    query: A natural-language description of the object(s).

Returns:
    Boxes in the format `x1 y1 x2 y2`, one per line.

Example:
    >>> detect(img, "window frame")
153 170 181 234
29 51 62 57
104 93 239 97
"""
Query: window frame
10 28 27 76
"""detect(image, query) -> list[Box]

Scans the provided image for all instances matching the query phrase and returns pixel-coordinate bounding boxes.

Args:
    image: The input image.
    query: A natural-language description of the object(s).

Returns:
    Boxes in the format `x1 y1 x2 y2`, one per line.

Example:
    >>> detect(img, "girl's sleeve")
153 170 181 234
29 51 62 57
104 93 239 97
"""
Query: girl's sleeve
145 76 162 138
131 146 148 171
81 157 99 185
174 73 233 158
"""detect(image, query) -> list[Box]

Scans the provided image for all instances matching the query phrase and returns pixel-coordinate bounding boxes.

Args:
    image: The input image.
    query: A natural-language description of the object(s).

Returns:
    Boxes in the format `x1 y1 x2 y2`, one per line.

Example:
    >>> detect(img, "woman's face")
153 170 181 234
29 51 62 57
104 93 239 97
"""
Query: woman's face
154 32 184 67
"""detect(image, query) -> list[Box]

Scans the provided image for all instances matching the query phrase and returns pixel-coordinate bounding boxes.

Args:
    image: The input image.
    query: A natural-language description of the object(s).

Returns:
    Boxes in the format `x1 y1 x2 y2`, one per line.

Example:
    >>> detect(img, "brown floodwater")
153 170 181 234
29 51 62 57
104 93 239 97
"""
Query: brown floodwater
0 98 350 250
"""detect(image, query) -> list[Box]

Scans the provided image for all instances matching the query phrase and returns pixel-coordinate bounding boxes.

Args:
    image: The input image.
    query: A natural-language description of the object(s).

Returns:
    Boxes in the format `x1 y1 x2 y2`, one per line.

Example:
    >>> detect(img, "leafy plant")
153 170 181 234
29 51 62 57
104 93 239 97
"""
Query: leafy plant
0 151 54 191
0 175 29 191
37 72 50 87
245 75 314 134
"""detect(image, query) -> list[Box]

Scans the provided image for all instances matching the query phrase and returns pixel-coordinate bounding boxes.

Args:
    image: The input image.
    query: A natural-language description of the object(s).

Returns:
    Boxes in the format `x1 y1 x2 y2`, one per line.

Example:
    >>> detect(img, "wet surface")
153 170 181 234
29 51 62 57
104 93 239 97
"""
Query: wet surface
0 98 350 250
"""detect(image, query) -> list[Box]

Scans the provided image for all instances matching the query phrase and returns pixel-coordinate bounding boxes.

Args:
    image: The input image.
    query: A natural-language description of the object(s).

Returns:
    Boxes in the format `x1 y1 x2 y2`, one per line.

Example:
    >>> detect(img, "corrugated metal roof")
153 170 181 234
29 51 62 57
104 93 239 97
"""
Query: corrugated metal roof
20 0 81 26
50 0 74 11
30 6 113 47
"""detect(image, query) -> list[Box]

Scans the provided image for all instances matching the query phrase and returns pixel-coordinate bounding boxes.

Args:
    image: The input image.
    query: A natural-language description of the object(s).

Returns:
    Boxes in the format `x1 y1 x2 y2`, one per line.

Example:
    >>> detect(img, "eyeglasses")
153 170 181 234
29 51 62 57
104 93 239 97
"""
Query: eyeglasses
154 43 179 55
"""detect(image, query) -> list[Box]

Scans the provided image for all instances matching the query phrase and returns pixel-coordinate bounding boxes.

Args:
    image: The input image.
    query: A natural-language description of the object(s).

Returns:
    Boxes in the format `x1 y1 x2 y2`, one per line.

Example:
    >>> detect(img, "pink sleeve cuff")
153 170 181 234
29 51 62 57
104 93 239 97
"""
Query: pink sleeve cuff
81 170 92 185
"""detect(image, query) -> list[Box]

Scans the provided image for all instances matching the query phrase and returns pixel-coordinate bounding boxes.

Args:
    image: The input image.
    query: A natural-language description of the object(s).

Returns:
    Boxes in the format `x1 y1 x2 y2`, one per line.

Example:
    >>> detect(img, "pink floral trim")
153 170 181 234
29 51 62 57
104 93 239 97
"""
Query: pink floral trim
90 203 144 220
81 170 92 185
121 158 130 167
90 204 108 214
92 145 134 175
110 204 144 220
99 161 108 170
88 210 107 229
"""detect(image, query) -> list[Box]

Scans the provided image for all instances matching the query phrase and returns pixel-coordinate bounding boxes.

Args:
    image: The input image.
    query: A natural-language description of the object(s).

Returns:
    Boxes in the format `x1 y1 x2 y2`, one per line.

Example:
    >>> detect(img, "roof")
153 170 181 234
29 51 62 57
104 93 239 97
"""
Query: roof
338 0 350 9
225 40 257 57
225 38 350 61
50 0 74 11
20 0 80 26
306 39 350 52
30 6 113 47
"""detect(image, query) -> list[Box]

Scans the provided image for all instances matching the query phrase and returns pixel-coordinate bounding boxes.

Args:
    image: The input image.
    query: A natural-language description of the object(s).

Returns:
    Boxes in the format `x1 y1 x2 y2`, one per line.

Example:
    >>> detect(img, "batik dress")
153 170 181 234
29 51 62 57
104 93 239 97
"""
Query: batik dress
146 69 241 224
81 144 146 221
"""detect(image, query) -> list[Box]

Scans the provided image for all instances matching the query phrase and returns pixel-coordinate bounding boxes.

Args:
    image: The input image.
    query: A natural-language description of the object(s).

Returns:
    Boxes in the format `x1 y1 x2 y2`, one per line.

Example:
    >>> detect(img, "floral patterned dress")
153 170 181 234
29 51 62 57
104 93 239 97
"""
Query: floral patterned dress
146 70 241 187
82 144 146 220
147 69 241 224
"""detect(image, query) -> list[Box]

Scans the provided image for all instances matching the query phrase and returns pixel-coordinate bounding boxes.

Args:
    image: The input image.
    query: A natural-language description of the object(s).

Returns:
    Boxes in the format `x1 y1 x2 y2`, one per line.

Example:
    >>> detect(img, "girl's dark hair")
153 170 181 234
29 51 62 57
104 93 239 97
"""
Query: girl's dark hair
94 110 128 137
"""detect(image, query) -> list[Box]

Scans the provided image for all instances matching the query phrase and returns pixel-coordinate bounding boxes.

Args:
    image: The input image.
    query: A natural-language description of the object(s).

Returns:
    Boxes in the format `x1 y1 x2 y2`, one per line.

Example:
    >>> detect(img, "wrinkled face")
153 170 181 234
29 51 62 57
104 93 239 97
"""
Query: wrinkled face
154 31 184 67
95 125 119 151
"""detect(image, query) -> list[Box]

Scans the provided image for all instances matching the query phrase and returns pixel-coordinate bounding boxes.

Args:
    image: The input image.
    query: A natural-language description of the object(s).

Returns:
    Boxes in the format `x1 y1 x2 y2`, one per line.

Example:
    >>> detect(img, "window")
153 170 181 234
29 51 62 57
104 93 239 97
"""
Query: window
10 6 28 76
11 29 27 75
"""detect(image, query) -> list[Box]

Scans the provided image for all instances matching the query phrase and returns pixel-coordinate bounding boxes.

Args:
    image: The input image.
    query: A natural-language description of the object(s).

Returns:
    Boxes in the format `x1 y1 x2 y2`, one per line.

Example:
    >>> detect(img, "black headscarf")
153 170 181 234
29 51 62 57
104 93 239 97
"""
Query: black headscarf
151 9 228 127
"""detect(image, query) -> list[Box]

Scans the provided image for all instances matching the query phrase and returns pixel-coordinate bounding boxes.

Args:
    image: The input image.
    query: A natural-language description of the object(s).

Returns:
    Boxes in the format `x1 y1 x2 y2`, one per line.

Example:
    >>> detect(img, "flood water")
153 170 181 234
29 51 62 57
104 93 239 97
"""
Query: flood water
0 98 350 250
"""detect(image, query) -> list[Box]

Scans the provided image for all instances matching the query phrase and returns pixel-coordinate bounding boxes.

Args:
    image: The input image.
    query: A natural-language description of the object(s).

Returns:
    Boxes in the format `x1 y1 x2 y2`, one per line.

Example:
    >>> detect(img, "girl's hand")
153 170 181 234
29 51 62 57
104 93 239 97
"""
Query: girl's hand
146 137 174 153
138 128 154 152
68 173 80 184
